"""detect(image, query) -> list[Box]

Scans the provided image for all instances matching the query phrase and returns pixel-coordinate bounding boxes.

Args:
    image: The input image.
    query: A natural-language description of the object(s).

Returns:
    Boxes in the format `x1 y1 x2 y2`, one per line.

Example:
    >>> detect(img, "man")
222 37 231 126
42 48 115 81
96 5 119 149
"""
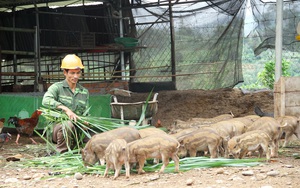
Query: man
42 54 89 153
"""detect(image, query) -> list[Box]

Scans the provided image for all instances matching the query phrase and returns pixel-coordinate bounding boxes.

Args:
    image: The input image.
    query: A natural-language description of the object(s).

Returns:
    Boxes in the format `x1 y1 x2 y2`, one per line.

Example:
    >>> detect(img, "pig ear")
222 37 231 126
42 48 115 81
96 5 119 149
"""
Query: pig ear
236 138 241 143
99 143 107 149
176 136 184 143
222 136 230 142
179 139 185 147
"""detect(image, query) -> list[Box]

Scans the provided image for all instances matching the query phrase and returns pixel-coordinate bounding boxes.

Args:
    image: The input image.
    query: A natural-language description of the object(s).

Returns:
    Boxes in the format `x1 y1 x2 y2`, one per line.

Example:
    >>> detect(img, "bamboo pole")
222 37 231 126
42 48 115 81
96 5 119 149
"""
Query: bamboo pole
41 71 219 79
0 72 36 76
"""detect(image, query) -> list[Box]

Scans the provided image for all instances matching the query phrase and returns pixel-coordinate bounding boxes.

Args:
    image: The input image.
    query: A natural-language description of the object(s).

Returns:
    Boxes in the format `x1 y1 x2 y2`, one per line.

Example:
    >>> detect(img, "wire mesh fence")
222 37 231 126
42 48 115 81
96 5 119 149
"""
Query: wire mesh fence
1 0 300 92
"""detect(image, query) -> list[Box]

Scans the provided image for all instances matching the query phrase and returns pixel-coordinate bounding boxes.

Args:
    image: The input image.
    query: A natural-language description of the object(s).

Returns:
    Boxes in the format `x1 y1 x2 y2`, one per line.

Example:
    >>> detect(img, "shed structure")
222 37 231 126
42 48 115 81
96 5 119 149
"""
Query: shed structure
0 0 300 93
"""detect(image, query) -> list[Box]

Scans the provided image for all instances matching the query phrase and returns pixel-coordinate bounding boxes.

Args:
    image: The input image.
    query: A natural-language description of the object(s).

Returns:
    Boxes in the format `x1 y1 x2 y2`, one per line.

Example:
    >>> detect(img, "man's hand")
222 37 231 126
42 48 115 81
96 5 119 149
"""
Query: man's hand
57 105 80 122
65 109 80 122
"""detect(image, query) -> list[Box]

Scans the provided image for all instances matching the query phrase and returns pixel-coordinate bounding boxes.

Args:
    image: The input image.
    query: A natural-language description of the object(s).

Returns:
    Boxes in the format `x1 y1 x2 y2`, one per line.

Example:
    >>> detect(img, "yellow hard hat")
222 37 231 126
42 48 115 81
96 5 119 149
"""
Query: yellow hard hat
61 54 84 69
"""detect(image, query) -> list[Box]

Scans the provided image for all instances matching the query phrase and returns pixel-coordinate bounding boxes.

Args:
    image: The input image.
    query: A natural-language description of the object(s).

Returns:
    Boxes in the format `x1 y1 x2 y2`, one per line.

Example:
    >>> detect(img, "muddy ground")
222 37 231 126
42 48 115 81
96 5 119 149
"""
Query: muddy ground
1 88 300 188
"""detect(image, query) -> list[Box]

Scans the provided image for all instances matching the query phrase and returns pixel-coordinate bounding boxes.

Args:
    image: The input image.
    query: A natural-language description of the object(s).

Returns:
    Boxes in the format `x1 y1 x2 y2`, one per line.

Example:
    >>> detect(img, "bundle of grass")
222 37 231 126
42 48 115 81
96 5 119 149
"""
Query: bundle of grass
38 91 155 154
38 107 150 155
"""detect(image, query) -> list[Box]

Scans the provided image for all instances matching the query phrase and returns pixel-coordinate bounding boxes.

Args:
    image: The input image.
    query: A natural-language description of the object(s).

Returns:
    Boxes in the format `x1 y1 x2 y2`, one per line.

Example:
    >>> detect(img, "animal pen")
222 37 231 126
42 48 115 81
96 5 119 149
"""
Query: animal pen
1 0 300 125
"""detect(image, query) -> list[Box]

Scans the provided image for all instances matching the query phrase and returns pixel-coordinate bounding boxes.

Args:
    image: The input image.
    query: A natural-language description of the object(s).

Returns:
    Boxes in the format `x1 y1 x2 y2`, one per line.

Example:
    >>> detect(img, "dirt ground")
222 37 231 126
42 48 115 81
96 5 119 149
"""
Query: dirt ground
1 88 300 188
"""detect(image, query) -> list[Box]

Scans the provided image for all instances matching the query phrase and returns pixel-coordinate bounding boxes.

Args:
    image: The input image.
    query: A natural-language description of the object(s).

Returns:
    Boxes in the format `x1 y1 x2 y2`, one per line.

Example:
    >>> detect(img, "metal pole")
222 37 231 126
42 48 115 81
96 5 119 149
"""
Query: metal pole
275 0 283 83
120 0 125 81
34 26 38 92
34 2 41 92
169 0 176 85
13 7 17 85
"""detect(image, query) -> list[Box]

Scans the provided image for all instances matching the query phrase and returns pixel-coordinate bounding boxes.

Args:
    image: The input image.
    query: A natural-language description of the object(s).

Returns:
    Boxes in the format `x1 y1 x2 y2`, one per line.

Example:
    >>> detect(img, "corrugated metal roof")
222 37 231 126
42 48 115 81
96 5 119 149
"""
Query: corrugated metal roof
0 0 71 7
0 0 172 11
0 0 107 12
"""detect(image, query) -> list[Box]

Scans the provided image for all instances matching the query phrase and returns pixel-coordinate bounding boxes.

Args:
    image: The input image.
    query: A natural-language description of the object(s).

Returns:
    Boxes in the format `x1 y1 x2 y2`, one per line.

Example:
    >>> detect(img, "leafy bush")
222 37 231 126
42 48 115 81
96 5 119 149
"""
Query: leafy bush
257 59 291 89
237 82 264 90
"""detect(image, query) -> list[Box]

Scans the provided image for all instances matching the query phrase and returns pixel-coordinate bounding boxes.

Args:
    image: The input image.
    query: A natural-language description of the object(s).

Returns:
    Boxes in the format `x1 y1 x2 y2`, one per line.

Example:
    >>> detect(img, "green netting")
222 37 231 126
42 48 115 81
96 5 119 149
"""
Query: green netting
0 94 111 130
131 0 300 90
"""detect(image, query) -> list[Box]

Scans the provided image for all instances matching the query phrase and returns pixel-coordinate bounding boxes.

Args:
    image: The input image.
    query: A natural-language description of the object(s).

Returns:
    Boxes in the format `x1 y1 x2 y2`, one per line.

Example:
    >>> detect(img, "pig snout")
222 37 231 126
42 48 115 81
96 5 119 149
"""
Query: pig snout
228 154 235 159
177 147 188 158
227 147 241 159
227 140 241 159
229 150 241 159
81 148 98 166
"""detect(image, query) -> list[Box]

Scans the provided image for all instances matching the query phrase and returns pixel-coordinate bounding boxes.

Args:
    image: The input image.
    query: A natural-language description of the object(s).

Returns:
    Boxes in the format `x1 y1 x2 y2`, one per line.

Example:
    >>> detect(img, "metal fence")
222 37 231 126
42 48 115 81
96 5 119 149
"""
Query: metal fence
1 0 300 92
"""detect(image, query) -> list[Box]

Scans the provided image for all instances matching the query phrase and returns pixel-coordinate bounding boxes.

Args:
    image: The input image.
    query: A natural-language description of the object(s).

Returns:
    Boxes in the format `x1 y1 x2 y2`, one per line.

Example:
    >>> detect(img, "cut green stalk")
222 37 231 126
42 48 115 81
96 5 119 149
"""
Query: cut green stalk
14 154 262 179
136 89 153 126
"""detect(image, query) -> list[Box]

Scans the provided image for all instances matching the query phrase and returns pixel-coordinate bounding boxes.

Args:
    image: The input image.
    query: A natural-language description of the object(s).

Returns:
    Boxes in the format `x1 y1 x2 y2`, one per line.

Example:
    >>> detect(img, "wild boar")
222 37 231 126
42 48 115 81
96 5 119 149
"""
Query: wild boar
167 119 200 132
226 119 247 135
127 134 180 175
276 116 300 147
169 127 200 139
242 115 261 122
246 117 281 157
203 119 246 158
190 113 234 124
138 127 168 164
227 130 271 161
138 127 167 138
167 113 234 133
103 139 130 180
81 126 141 166
230 117 254 127
177 128 222 158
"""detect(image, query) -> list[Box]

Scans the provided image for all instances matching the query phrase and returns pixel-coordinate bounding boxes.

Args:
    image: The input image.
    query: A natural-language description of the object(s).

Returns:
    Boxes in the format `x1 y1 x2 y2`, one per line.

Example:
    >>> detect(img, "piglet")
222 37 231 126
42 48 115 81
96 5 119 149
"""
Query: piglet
227 130 272 161
103 139 130 180
127 134 180 175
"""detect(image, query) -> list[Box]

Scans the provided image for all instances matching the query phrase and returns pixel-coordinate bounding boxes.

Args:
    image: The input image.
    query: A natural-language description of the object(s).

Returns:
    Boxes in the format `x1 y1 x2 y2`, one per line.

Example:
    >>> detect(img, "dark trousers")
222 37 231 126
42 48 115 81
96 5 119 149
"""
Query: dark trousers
52 121 75 153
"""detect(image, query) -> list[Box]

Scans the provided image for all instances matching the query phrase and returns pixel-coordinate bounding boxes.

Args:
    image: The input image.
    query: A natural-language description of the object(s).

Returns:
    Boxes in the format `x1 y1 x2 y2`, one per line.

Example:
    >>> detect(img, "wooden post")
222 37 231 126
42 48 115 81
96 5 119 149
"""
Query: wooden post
279 77 285 117
274 77 285 118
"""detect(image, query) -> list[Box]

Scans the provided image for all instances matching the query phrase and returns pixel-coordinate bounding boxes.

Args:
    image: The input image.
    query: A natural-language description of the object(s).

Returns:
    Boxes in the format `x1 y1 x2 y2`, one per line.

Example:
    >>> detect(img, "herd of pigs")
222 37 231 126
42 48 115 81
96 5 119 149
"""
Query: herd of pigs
80 113 300 180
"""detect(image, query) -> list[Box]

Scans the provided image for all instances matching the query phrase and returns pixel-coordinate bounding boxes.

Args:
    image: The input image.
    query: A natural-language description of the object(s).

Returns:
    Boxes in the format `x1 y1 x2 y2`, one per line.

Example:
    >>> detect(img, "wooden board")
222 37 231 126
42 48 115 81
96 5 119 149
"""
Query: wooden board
274 76 300 117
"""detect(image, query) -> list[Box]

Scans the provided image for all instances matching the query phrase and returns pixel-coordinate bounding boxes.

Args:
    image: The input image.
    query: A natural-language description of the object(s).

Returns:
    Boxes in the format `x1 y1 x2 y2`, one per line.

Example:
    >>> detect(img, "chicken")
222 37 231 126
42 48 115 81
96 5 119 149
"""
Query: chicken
8 110 42 145
154 119 162 128
0 118 5 133
0 133 11 148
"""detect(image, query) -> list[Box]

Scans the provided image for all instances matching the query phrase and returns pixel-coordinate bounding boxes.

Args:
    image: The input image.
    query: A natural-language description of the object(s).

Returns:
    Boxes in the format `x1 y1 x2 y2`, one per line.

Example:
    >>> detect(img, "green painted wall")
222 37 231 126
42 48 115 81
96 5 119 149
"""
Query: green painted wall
0 94 112 130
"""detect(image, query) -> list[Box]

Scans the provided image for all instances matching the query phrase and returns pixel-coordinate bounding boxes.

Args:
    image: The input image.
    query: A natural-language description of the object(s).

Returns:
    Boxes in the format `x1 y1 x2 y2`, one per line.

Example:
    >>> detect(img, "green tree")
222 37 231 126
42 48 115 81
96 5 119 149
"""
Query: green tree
257 59 290 89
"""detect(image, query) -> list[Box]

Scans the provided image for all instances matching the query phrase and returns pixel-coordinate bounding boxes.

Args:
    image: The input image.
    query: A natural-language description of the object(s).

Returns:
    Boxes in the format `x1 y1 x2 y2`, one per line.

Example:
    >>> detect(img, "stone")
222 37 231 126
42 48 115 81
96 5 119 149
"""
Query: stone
23 175 32 180
216 168 224 174
285 165 294 168
261 186 273 188
74 172 83 180
186 178 194 185
241 170 254 176
4 178 19 183
266 171 279 177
